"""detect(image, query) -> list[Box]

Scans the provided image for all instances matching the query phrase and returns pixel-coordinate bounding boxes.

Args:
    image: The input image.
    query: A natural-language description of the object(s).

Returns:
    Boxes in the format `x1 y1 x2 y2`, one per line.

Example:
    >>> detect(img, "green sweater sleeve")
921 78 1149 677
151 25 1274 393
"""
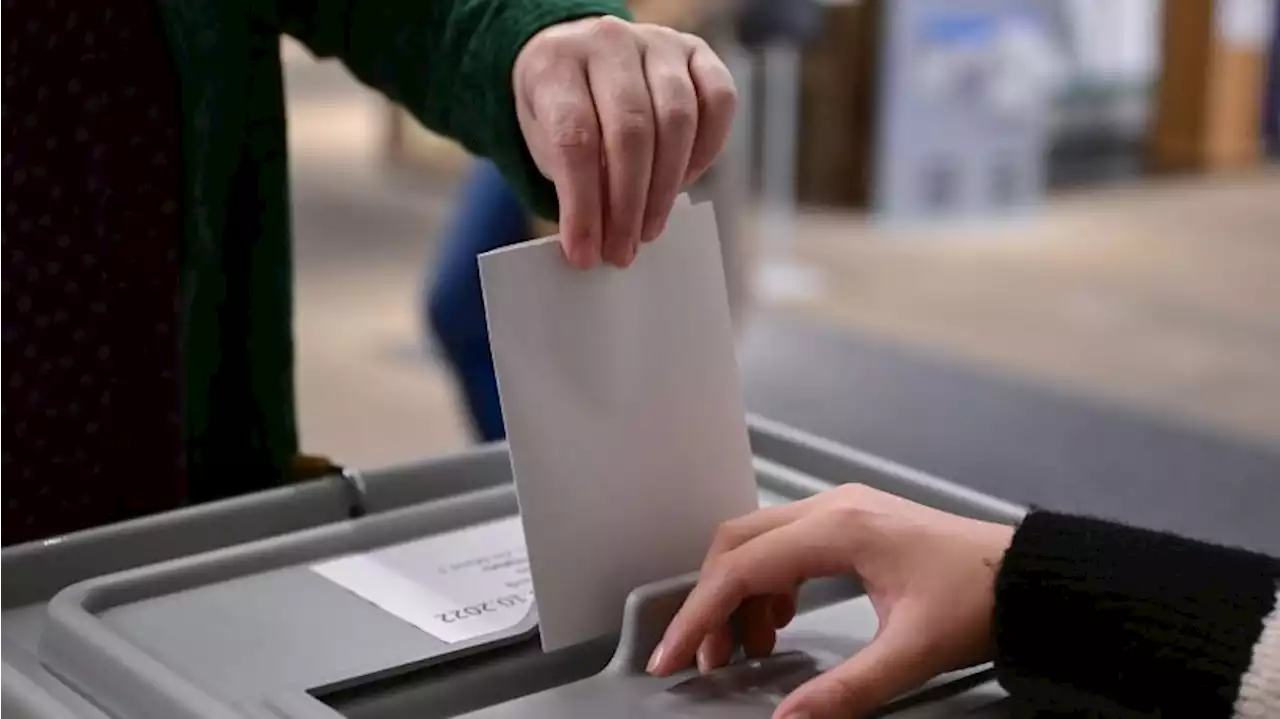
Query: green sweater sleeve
275 0 631 220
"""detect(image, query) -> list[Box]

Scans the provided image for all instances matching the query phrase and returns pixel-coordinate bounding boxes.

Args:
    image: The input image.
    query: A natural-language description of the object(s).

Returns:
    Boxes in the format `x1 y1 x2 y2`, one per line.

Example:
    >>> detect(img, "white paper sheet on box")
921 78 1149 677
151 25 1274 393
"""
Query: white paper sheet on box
479 198 759 651
311 517 533 644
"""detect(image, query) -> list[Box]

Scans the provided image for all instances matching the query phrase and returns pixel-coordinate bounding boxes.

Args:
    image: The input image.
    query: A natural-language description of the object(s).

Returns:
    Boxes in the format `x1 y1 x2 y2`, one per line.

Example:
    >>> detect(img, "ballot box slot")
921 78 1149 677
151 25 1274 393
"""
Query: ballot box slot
314 633 618 719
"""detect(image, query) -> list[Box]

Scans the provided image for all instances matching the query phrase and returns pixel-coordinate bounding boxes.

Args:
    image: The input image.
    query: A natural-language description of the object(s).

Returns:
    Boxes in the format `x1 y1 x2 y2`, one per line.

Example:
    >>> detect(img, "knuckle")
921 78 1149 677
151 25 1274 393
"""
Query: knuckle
701 551 735 582
828 670 864 704
640 23 677 40
609 108 654 143
588 15 631 42
829 485 877 521
657 89 697 131
666 26 694 42
830 503 870 529
648 24 693 48
711 519 749 551
704 555 748 598
687 34 714 54
548 114 598 152
518 53 562 86
659 103 697 135
520 29 579 67
833 482 871 502
704 81 738 114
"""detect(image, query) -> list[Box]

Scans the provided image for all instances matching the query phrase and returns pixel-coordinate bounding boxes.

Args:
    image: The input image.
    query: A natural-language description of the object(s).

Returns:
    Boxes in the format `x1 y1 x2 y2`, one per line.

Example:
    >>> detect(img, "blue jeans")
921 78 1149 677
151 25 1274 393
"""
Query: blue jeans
424 161 529 442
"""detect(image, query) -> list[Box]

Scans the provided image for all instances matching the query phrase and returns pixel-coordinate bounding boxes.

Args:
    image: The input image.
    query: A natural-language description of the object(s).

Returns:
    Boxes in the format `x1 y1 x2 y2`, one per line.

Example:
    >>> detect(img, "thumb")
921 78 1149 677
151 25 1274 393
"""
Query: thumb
772 624 932 719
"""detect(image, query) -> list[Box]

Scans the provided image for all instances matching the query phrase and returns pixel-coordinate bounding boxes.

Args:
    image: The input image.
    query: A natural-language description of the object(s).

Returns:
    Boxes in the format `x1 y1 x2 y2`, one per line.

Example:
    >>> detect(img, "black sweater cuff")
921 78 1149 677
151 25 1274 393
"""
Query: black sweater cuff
993 510 1280 717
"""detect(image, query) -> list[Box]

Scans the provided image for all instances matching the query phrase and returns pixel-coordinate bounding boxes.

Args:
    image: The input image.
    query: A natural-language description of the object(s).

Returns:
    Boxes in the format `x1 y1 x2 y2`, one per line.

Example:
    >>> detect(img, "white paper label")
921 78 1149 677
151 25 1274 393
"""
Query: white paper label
311 517 533 644
1217 0 1275 48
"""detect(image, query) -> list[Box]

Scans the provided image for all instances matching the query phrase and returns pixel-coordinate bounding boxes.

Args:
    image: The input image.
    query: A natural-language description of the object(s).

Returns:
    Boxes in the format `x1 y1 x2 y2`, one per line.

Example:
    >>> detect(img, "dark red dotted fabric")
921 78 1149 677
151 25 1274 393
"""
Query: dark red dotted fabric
3 1 188 545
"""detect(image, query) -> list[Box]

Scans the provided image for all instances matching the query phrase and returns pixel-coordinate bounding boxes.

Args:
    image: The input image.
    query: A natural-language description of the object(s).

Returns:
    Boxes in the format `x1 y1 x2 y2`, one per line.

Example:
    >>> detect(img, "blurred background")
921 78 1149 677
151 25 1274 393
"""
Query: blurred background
286 0 1280 552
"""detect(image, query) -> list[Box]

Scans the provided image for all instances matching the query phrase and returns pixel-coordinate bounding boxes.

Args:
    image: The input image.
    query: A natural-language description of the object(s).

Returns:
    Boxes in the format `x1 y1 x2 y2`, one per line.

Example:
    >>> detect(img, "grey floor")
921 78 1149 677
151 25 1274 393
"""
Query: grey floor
741 316 1280 554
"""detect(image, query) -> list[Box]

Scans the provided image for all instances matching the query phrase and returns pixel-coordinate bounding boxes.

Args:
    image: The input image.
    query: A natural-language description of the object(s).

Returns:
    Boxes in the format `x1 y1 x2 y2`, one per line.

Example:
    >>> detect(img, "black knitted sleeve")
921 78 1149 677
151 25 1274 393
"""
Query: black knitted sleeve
993 510 1280 718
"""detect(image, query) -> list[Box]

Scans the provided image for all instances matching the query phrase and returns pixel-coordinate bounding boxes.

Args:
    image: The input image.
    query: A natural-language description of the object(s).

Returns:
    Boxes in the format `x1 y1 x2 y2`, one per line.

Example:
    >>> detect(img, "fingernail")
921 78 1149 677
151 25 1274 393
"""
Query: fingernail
646 643 665 674
696 644 711 674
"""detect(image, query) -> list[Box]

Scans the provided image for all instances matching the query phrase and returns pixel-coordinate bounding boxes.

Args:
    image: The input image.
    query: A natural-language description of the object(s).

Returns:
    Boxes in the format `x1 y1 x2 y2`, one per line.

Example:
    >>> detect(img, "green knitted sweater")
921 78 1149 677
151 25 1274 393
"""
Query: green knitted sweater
153 0 628 501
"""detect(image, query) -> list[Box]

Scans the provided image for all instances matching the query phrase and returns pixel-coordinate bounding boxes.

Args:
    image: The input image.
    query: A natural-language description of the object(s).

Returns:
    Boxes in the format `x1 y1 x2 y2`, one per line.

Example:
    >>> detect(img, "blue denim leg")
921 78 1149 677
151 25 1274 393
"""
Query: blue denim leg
425 160 530 442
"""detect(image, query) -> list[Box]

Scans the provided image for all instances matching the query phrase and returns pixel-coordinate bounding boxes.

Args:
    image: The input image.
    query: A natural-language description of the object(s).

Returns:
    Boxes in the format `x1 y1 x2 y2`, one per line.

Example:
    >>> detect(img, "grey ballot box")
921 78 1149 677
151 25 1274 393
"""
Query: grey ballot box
3 417 1025 719
3 444 520 719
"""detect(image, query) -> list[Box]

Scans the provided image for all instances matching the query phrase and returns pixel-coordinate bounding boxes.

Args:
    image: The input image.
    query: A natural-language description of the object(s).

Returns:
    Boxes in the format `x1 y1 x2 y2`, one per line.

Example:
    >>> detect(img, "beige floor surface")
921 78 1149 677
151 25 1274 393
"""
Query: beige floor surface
779 173 1280 448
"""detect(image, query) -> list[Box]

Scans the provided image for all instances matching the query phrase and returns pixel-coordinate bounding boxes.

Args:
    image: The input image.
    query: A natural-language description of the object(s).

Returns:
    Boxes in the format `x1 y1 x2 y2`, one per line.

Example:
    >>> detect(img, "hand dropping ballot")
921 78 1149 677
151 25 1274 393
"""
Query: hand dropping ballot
479 197 759 651
309 199 757 652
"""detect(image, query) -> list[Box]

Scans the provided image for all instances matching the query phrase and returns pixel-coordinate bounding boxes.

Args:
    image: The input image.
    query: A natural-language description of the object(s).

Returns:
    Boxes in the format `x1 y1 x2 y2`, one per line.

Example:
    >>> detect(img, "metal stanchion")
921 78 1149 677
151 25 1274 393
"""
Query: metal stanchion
756 44 824 302
735 0 827 303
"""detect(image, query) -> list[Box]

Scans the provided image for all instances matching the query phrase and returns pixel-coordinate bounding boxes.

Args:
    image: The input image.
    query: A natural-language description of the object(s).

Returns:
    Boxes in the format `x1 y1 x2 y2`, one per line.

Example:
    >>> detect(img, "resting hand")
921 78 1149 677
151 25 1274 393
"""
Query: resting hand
646 484 1015 719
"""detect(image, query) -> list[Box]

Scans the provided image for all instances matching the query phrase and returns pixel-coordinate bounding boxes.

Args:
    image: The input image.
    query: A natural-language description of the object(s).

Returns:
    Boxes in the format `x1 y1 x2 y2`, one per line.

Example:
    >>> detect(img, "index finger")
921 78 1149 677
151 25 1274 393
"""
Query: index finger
530 63 603 269
650 511 854 675
703 495 823 565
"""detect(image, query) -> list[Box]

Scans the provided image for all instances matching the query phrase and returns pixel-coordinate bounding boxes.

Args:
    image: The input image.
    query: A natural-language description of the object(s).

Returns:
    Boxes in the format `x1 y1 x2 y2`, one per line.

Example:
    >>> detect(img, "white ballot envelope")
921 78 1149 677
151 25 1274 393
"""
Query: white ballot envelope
479 198 759 651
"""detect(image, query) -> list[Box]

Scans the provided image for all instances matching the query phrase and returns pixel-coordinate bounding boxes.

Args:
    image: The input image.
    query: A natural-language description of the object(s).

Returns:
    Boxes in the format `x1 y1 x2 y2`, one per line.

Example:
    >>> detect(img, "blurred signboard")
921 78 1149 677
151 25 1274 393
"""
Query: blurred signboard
872 0 1062 221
